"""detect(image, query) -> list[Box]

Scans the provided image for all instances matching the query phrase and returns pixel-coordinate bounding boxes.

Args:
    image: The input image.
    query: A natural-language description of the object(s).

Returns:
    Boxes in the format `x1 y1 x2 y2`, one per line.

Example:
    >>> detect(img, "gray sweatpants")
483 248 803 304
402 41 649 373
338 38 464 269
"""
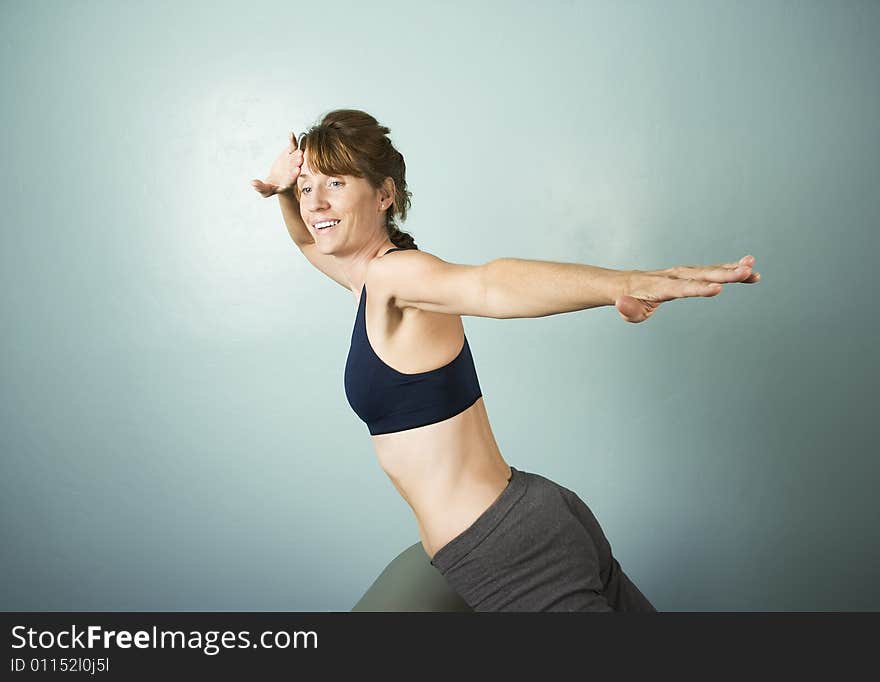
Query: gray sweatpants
430 466 656 612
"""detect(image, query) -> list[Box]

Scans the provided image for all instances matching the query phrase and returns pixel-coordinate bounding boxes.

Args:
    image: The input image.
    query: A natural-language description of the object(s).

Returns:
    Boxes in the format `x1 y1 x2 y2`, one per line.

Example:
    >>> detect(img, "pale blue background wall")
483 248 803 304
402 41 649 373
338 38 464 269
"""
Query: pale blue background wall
1 0 877 611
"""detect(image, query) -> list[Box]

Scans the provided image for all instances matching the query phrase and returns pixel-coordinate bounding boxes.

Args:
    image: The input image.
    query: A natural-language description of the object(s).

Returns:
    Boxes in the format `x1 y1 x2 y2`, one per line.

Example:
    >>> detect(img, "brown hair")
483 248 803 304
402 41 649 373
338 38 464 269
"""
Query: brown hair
295 109 417 250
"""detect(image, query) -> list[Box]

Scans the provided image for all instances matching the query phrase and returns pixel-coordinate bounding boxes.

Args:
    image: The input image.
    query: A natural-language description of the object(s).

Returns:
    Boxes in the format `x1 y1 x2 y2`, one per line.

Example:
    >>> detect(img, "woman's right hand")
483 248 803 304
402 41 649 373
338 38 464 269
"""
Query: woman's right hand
251 131 303 198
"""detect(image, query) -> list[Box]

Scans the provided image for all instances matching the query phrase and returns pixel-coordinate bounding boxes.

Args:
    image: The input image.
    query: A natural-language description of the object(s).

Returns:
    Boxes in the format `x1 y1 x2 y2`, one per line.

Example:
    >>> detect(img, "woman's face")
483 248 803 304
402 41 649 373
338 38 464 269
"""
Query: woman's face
296 150 384 252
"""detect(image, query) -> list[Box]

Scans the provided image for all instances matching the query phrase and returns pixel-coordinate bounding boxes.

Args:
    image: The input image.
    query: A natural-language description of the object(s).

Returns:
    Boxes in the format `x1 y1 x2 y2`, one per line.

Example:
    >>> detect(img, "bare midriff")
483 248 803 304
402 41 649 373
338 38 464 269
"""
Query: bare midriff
370 396 512 561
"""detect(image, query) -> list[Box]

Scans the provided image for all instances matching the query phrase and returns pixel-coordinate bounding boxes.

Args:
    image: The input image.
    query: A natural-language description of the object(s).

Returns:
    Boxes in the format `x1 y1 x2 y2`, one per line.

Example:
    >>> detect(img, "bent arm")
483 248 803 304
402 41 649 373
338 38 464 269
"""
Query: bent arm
278 191 313 247
277 190 351 291
484 258 630 319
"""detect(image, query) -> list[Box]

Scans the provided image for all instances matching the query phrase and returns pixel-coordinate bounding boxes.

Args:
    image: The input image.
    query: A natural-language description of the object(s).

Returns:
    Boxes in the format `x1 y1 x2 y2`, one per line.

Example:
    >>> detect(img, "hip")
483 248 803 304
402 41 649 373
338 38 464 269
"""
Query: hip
426 466 655 611
418 463 513 560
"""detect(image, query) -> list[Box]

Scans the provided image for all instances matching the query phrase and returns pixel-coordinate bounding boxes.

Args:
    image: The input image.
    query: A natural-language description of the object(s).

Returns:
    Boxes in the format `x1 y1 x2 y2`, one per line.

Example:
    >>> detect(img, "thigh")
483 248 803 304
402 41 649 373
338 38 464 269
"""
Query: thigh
552 480 616 581
555 481 657 612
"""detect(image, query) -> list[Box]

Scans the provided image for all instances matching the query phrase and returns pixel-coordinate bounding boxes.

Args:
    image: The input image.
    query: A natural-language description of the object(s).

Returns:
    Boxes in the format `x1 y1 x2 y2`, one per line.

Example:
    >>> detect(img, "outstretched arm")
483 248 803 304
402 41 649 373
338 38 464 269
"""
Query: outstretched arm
374 250 760 322
374 251 631 319
486 254 760 322
484 258 629 318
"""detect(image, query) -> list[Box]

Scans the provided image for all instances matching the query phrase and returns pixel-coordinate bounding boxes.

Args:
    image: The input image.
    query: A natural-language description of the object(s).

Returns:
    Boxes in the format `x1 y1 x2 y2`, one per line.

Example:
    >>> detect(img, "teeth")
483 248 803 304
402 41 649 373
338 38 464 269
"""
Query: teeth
315 219 340 229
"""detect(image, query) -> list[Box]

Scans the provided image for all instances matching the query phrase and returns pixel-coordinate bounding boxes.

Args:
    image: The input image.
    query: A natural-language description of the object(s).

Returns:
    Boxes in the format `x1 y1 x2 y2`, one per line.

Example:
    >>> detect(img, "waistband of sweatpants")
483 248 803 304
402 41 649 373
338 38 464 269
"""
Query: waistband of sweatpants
430 465 529 573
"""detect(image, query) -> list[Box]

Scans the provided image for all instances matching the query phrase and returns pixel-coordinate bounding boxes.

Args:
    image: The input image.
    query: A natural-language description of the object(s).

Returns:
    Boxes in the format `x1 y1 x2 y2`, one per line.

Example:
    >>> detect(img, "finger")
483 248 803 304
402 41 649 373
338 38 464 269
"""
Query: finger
669 254 756 277
673 260 755 283
289 162 302 185
723 254 755 268
252 179 278 197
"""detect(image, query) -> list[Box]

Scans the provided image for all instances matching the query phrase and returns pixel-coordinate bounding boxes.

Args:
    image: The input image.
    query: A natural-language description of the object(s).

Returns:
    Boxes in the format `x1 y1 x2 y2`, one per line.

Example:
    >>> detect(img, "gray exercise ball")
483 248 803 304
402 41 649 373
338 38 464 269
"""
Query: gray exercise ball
351 541 474 612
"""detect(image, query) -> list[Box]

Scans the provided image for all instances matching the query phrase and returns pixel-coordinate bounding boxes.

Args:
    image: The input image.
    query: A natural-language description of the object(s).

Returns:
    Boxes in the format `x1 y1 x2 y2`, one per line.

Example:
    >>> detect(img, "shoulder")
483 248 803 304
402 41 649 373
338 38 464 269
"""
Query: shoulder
370 248 445 276
367 248 458 292
366 248 490 317
365 249 440 306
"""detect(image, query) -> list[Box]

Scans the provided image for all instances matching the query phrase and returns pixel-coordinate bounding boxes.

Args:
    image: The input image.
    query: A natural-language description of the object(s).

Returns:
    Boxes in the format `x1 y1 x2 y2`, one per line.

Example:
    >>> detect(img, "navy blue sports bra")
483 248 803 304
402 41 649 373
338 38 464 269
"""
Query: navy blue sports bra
344 247 483 435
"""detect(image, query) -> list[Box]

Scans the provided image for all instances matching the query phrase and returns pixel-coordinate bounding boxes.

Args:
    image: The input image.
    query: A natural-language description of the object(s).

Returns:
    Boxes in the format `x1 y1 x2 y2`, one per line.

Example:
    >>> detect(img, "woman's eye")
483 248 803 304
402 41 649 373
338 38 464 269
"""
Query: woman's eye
301 180 342 195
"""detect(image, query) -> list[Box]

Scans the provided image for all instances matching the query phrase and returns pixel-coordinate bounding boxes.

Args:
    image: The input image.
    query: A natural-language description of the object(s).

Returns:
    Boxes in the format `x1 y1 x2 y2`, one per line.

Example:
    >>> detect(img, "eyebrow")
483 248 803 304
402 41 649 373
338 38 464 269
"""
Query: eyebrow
297 172 339 184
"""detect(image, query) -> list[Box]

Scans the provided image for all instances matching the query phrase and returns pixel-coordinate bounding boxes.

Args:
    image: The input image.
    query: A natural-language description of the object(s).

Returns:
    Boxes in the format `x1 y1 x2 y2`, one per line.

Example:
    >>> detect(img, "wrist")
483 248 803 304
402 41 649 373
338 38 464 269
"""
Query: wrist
616 270 638 302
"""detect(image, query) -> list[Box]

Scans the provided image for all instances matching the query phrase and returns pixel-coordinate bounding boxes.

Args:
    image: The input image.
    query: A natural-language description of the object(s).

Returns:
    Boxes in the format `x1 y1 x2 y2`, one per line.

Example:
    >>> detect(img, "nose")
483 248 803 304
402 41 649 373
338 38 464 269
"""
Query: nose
303 186 330 210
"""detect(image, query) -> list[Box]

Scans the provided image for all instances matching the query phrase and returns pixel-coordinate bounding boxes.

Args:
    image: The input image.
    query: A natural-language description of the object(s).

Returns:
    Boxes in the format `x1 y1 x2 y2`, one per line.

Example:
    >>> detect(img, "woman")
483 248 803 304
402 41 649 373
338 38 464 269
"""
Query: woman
251 109 760 612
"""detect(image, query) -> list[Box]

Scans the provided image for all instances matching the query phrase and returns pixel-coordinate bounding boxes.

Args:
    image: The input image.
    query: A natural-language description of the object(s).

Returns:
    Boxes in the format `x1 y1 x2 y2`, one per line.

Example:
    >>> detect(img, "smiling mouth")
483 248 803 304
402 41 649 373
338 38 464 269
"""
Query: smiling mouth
315 219 341 233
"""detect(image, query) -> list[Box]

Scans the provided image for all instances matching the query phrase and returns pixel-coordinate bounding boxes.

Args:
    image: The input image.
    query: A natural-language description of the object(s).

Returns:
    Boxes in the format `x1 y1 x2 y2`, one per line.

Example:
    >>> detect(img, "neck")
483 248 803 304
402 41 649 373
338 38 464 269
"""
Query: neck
341 237 397 300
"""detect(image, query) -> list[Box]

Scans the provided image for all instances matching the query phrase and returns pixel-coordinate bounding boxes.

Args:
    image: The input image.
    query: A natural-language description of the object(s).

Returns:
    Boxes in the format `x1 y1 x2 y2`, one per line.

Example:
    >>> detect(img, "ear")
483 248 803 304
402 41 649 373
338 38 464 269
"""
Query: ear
379 177 396 207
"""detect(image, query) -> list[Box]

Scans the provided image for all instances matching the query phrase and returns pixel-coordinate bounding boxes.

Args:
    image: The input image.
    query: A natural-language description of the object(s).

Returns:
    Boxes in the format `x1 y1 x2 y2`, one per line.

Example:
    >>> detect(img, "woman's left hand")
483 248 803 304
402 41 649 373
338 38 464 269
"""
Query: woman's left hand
614 255 761 323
